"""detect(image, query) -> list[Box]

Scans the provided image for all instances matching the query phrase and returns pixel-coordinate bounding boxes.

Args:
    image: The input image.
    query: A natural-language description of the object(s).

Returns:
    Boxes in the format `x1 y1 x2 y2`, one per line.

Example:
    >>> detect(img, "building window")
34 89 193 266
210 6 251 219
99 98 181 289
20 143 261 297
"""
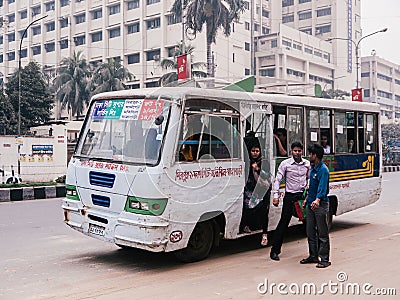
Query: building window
20 49 27 58
0 55 3 63
75 14 85 25
262 9 269 18
45 42 55 52
8 0 15 3
271 40 277 48
20 10 27 19
364 89 370 97
299 0 311 3
377 73 392 82
146 49 160 61
395 79 400 85
46 22 55 32
282 40 291 47
32 6 41 16
282 15 294 23
8 14 15 23
315 24 331 34
60 39 68 49
74 35 85 46
7 33 15 42
19 30 27 39
317 7 331 17
127 53 140 64
147 0 160 4
109 27 120 38
167 14 182 25
377 90 392 99
45 1 55 12
314 50 322 57
260 69 275 77
32 26 41 36
166 46 176 57
109 4 120 15
127 22 140 34
361 72 370 78
305 47 313 54
147 18 160 30
7 52 15 61
262 27 269 34
60 0 69 7
299 11 312 20
92 9 102 20
32 45 41 55
245 22 250 30
245 68 250 76
245 42 250 51
282 0 294 7
127 0 140 10
254 23 259 32
91 31 102 42
300 28 312 35
60 18 68 28
0 36 3 44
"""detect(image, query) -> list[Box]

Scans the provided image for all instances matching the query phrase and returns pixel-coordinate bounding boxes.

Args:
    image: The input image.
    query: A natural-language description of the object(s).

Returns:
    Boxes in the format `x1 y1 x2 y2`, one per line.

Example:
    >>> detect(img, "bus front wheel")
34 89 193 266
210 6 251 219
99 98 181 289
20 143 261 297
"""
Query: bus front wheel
174 221 214 263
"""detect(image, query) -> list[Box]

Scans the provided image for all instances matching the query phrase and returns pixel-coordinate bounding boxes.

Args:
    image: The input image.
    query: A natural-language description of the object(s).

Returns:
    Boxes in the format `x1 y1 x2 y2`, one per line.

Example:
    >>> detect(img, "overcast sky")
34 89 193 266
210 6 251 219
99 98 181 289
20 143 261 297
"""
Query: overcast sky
361 0 400 65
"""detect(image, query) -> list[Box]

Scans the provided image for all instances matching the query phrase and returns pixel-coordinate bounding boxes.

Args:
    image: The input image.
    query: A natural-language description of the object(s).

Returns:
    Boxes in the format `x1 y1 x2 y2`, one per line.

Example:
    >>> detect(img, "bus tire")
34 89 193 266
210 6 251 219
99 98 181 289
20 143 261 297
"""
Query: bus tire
174 220 214 263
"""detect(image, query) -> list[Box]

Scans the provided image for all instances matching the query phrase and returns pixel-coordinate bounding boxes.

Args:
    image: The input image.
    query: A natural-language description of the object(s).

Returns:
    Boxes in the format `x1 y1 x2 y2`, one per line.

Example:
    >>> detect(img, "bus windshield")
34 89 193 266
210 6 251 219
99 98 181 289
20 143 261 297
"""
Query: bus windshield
76 98 170 165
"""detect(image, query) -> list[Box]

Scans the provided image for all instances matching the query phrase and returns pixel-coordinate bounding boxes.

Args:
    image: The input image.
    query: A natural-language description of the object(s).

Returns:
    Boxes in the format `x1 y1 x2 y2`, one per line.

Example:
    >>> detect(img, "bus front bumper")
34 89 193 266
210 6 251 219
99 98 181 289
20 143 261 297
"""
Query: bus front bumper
62 199 170 252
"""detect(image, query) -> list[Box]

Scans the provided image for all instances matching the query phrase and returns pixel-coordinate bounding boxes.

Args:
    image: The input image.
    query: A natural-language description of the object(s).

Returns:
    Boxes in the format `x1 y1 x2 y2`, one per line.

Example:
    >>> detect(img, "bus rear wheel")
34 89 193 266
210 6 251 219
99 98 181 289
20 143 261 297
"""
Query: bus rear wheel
174 220 214 263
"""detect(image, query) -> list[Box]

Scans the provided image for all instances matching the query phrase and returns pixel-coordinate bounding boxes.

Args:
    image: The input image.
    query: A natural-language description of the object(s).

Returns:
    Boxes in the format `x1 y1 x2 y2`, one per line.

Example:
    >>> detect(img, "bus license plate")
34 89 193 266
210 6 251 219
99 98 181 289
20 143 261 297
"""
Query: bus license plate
89 224 105 236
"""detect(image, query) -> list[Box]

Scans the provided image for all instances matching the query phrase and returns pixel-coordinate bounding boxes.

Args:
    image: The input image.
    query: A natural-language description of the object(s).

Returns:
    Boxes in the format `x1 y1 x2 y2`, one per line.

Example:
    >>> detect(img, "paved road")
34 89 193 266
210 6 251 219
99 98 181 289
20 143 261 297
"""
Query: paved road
1 173 399 299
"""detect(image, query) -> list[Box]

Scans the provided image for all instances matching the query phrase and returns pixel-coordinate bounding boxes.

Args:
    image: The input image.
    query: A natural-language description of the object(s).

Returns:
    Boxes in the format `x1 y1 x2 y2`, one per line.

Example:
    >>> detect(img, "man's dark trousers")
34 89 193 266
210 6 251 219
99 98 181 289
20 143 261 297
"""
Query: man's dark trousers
271 192 301 255
306 201 330 262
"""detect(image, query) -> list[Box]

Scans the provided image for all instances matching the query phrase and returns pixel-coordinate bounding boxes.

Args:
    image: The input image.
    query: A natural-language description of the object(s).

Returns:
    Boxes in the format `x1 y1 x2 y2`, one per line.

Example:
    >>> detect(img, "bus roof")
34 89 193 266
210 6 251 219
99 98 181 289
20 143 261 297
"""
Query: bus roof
91 87 380 114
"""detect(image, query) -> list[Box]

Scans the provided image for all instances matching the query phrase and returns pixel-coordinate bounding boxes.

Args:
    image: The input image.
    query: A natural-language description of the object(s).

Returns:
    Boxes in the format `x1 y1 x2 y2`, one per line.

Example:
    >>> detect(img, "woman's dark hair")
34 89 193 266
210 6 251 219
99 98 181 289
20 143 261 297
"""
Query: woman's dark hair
291 141 303 150
308 143 324 159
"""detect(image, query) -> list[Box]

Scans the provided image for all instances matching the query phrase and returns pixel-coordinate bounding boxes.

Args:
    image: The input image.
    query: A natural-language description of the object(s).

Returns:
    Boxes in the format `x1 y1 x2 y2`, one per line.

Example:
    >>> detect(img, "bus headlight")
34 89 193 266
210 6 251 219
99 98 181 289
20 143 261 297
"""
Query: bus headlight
66 185 80 201
125 196 167 216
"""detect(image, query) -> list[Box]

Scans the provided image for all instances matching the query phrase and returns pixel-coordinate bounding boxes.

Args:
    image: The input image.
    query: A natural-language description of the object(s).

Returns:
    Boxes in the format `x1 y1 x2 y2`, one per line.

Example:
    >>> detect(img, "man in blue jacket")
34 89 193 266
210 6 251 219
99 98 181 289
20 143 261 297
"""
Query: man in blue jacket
300 143 331 268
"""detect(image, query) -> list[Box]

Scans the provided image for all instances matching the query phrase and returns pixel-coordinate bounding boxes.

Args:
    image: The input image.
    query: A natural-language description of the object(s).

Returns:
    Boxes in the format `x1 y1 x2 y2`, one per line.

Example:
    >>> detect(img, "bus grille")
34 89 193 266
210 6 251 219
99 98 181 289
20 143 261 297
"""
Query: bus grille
91 194 111 208
89 171 115 188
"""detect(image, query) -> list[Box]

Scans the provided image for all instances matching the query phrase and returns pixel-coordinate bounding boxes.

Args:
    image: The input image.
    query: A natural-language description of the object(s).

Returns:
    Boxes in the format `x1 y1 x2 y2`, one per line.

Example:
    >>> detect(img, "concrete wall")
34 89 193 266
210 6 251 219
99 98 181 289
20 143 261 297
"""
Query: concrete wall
0 124 67 182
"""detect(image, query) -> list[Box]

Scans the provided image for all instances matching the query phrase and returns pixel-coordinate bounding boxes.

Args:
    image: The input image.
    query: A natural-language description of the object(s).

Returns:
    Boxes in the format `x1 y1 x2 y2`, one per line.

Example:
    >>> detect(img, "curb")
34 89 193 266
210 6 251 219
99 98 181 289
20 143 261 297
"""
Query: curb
383 166 400 172
0 185 66 202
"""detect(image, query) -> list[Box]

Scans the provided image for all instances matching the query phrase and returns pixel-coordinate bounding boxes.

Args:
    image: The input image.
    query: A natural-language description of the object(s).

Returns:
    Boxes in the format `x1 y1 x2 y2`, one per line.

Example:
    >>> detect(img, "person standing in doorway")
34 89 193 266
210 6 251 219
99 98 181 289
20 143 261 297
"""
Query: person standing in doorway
270 141 310 261
300 143 331 268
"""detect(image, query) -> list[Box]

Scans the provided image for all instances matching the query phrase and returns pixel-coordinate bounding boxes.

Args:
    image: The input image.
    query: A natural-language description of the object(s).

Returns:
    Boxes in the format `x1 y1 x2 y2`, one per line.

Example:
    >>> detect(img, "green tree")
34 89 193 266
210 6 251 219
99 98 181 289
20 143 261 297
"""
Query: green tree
159 43 207 86
5 62 53 135
53 51 91 120
0 89 16 135
321 89 350 100
90 58 134 95
171 0 245 77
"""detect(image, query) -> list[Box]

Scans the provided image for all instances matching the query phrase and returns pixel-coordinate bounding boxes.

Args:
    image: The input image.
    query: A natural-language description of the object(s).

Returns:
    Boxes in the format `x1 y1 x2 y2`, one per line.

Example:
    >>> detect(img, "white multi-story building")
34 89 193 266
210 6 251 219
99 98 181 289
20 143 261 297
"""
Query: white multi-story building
361 55 400 120
0 0 367 118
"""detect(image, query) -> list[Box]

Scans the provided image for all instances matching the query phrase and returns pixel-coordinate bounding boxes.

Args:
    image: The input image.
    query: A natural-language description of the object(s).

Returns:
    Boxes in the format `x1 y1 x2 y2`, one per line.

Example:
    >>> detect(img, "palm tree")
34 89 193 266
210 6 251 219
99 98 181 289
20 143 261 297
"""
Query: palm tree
159 43 207 86
171 0 245 77
90 57 134 95
53 51 91 120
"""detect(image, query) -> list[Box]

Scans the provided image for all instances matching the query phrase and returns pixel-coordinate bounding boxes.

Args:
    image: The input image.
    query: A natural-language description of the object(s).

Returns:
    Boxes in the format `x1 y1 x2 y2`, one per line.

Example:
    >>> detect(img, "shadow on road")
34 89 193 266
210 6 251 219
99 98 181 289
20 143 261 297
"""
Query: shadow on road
68 219 370 272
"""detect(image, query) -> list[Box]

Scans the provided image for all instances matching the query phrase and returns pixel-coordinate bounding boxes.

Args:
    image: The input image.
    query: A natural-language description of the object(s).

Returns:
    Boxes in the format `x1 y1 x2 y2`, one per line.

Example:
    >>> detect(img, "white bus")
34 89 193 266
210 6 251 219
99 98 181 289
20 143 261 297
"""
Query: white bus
62 83 381 262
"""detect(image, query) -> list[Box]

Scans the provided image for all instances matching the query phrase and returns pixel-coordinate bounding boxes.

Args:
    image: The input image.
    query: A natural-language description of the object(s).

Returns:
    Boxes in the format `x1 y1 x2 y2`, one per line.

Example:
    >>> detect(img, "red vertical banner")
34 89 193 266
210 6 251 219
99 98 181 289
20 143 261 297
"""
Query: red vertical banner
177 54 191 81
352 88 363 102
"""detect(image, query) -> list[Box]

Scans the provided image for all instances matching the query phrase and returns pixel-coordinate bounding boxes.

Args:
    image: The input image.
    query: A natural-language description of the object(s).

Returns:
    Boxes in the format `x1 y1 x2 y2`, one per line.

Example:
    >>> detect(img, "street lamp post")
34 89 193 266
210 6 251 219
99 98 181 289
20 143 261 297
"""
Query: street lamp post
18 15 47 136
327 28 387 89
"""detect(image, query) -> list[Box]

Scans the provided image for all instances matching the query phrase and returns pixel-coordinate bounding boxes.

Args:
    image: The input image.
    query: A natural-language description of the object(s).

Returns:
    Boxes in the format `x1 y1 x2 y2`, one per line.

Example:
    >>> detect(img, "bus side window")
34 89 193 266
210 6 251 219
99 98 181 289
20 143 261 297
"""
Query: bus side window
272 105 287 157
334 111 347 153
287 107 304 152
346 112 356 153
358 113 365 153
365 114 377 152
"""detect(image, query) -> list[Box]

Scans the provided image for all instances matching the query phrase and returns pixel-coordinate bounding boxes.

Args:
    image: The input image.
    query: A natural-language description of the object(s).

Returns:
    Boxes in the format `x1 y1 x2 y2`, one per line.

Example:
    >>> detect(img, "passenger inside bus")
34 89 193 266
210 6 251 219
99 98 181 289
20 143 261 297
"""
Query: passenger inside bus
320 133 331 154
274 128 288 156
123 121 145 158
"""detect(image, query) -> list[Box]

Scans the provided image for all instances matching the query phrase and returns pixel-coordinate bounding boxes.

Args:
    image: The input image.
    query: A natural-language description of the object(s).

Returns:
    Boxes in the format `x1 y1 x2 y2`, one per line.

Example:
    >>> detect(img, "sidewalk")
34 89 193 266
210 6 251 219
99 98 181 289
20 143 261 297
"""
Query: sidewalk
0 185 66 202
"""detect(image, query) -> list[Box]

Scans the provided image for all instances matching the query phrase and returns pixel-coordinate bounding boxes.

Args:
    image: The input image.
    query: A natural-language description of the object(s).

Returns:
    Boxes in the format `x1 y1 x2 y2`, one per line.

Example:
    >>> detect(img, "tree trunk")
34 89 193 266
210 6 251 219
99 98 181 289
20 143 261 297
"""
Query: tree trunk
206 25 213 78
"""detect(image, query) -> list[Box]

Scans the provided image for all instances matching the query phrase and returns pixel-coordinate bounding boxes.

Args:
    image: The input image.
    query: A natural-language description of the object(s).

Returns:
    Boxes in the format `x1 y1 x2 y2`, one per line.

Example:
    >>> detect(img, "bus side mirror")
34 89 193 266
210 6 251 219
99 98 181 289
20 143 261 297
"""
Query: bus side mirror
155 115 164 126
